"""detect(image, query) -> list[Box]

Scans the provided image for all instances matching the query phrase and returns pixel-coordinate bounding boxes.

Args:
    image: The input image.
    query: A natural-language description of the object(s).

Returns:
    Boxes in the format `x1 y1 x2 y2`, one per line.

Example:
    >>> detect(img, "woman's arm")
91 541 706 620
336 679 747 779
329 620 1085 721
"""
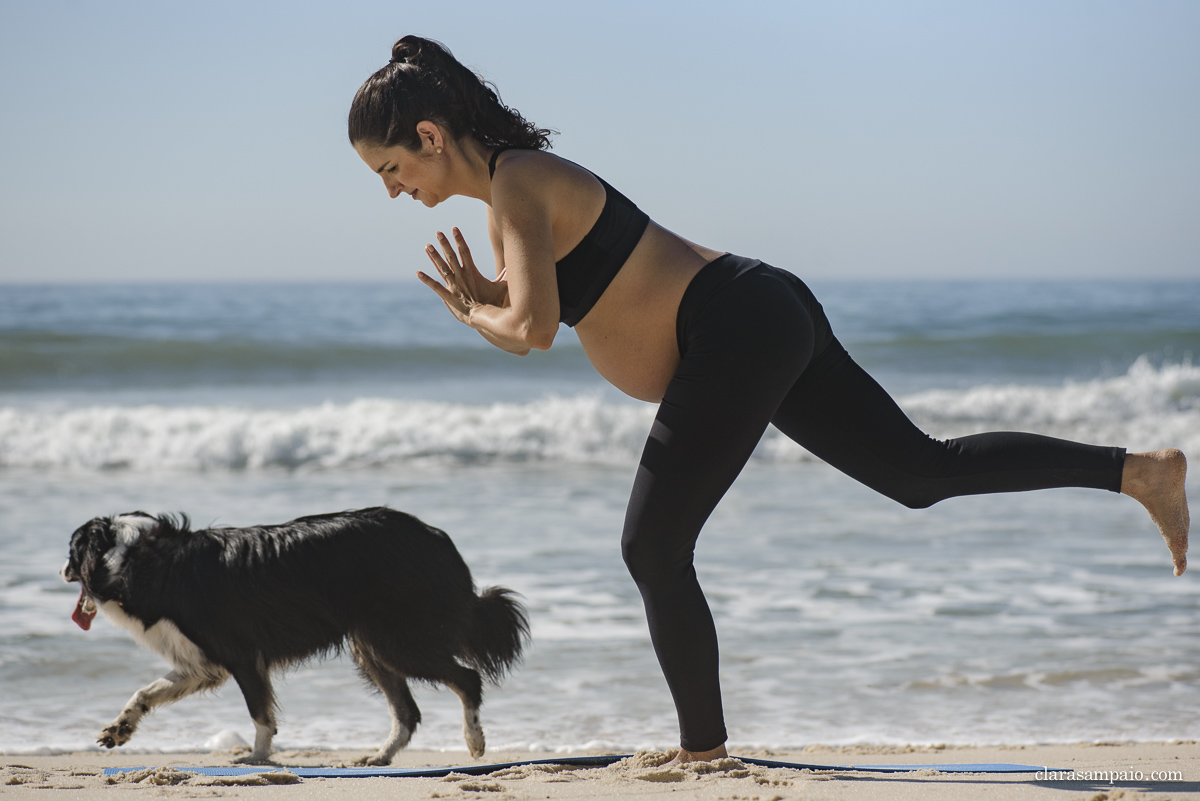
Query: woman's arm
417 231 531 355
418 162 561 352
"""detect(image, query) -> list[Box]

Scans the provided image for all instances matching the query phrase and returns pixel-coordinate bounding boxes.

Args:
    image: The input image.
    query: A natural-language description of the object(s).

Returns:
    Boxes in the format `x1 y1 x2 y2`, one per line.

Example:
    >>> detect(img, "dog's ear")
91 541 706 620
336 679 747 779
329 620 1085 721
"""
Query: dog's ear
64 517 116 585
116 511 189 539
148 512 189 537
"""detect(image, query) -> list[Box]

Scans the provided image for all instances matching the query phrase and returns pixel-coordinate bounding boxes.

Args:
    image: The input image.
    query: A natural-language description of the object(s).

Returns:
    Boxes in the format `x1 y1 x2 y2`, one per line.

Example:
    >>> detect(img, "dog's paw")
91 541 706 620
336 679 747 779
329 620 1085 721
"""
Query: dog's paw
231 752 276 765
354 754 394 767
98 721 134 748
465 731 485 759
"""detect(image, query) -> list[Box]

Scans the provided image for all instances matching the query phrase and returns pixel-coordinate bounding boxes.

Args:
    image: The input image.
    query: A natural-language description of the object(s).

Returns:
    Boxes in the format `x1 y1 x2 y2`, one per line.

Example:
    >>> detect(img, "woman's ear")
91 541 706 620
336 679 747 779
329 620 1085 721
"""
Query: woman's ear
415 120 445 154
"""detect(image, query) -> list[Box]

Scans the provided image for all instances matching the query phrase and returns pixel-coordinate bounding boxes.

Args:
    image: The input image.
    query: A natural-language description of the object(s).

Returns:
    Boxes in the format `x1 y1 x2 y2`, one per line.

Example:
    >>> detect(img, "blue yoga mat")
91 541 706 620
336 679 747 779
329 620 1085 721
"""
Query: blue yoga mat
103 754 1049 777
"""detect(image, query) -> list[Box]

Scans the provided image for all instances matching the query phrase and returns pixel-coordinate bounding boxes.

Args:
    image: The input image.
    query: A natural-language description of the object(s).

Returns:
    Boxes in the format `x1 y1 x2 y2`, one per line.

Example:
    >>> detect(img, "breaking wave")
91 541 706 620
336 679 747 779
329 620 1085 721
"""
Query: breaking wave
2 358 1196 472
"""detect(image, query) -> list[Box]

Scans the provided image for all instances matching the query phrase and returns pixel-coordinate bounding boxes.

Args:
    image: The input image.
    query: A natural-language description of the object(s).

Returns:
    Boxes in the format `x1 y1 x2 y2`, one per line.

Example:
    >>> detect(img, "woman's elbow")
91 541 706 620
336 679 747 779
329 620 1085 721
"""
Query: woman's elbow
495 302 557 351
524 321 558 351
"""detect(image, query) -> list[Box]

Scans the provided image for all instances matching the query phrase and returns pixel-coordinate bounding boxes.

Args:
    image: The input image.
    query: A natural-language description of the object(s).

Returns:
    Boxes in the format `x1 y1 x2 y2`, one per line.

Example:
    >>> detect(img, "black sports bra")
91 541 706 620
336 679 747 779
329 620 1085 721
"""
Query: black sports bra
489 147 650 327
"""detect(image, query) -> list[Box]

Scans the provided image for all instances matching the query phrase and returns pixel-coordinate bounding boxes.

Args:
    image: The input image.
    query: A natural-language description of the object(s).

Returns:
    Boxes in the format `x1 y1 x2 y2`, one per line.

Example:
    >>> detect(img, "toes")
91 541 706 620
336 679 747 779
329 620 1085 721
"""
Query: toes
98 722 133 748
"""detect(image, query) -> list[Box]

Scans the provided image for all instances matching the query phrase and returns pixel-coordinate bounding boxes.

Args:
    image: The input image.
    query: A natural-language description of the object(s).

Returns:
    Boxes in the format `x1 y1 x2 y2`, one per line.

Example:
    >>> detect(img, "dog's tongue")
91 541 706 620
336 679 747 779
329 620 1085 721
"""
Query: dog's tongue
72 589 96 631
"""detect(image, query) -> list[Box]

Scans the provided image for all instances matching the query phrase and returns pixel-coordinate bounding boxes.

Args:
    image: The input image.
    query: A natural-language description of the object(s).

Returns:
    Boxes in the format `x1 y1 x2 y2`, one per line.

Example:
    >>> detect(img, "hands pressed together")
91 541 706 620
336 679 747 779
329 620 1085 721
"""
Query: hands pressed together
417 227 508 327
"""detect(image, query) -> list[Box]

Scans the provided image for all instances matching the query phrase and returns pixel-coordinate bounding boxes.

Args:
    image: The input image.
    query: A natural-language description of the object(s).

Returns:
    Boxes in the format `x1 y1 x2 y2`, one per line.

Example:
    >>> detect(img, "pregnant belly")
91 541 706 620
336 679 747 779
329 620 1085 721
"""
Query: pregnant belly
569 223 722 402
577 321 682 403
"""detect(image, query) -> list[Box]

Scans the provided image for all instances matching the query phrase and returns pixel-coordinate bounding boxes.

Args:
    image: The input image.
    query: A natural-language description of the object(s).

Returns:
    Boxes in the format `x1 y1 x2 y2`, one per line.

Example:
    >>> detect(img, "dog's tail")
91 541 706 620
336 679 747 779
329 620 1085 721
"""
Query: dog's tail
465 587 529 682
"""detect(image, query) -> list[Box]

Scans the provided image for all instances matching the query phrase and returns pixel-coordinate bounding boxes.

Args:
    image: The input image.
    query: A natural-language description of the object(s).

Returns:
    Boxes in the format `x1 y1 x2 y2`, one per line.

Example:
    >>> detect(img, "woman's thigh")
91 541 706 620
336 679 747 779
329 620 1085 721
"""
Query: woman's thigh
623 264 822 564
770 343 1124 508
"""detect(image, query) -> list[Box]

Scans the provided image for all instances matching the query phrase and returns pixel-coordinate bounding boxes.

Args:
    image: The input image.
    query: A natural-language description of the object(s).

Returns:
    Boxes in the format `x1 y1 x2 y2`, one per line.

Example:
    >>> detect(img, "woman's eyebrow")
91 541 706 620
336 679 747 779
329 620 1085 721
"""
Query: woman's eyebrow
374 162 391 175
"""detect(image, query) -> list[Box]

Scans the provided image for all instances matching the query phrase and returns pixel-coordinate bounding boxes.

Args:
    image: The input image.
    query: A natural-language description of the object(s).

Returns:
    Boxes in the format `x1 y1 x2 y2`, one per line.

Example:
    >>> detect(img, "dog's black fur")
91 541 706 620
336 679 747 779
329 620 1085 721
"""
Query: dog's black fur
61 506 528 764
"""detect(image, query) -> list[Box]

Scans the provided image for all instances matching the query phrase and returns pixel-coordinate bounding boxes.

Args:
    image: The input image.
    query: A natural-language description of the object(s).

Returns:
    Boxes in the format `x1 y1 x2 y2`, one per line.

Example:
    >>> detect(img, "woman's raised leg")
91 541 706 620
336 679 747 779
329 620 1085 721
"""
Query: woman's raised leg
770 341 1189 573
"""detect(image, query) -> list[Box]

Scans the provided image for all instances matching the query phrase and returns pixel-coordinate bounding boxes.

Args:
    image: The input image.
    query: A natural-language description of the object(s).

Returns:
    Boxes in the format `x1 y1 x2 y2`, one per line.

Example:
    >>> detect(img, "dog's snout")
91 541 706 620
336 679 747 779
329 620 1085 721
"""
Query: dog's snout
61 559 78 583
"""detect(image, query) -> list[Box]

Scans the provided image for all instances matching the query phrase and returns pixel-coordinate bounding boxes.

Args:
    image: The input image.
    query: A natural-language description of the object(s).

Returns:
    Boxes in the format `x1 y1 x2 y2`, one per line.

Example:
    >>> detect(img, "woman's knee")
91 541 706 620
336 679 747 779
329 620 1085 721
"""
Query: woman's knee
621 528 693 586
888 486 942 510
620 533 659 584
855 467 947 509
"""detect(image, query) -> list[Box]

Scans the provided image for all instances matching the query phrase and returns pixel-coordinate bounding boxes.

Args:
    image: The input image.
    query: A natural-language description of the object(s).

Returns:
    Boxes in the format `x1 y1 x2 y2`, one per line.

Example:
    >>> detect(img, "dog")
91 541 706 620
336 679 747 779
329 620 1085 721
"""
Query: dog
61 506 528 764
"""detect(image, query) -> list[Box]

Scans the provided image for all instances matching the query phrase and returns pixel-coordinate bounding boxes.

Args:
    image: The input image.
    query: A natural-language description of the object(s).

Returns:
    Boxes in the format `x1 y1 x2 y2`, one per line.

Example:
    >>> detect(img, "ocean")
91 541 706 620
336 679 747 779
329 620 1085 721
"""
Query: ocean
2 278 1198 755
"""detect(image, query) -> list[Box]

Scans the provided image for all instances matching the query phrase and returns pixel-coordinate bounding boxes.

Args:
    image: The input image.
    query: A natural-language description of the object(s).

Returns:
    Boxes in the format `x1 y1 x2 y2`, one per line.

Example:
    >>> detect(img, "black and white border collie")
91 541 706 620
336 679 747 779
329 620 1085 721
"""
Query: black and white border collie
61 506 528 764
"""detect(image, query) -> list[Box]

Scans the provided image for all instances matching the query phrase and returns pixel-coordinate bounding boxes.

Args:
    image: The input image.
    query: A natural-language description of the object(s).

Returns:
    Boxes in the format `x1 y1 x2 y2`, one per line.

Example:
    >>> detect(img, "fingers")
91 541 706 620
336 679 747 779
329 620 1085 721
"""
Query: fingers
422 229 499 319
416 270 468 321
436 231 459 269
451 227 476 271
416 269 451 298
430 228 490 302
434 229 472 274
425 242 455 283
447 229 482 296
429 231 474 297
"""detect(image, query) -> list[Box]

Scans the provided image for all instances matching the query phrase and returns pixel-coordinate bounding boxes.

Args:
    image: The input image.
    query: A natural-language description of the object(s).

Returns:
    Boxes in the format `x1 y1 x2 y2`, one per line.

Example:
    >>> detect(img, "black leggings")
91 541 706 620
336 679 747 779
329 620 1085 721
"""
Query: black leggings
620 254 1126 752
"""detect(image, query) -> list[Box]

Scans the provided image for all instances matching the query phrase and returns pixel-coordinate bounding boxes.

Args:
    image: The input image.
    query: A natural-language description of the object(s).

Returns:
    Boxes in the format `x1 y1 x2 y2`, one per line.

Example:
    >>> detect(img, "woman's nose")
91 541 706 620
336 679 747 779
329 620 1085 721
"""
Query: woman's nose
382 176 403 198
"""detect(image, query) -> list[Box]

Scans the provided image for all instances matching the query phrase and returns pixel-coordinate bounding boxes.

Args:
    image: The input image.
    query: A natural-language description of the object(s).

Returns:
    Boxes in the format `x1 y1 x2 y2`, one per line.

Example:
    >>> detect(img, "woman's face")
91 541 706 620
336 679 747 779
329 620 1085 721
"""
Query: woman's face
354 133 445 208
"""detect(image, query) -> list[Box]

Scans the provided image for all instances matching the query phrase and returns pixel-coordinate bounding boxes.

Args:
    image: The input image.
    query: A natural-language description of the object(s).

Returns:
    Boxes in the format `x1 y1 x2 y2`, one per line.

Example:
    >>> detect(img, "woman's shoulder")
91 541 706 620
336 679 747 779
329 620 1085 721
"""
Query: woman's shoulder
490 149 603 211
493 149 597 187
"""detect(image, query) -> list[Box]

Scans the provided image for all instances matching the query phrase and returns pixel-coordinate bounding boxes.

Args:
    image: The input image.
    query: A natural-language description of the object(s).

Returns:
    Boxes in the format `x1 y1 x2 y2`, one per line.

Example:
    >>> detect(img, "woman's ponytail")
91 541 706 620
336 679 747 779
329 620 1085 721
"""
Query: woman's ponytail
349 36 554 151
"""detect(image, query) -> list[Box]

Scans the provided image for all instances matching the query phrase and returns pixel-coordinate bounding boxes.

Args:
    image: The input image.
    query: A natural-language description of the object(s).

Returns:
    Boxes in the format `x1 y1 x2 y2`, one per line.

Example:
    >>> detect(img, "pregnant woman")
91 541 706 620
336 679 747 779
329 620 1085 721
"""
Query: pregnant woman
348 35 1190 764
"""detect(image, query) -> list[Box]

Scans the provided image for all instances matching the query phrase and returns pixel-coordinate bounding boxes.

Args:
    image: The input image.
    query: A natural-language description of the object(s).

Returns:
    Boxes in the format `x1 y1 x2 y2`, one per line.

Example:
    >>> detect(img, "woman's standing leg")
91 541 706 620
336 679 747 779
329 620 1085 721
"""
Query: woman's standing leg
622 264 820 756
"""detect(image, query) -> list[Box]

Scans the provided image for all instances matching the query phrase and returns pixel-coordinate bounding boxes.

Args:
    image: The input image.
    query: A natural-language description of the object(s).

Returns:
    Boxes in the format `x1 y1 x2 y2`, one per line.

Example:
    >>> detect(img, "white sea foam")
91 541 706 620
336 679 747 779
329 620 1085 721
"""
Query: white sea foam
1 358 1196 471
0 395 655 471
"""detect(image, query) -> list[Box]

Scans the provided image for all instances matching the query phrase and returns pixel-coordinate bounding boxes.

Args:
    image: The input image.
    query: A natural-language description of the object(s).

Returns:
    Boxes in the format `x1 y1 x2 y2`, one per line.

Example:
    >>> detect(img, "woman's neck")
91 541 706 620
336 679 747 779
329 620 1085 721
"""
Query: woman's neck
448 136 496 204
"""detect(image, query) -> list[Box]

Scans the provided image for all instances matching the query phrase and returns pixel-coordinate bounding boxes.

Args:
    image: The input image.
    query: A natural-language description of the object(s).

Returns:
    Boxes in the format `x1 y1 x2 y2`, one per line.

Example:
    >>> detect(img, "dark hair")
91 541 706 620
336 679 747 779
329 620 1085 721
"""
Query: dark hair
348 36 554 152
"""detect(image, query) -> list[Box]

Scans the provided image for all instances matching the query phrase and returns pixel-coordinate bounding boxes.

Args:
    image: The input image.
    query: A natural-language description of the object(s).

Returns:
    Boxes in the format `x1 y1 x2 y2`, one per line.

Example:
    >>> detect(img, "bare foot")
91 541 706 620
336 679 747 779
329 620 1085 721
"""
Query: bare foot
1122 449 1190 575
667 743 729 766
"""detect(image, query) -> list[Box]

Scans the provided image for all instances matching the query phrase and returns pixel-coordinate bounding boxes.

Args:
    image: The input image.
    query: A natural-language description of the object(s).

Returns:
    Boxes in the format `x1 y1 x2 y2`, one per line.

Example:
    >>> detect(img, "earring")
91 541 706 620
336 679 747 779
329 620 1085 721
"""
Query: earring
436 147 443 154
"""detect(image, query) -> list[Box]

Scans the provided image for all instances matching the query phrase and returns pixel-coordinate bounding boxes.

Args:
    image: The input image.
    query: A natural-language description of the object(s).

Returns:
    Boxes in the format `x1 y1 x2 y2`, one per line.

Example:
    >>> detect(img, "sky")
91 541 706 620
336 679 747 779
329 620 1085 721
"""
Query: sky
1 0 1197 283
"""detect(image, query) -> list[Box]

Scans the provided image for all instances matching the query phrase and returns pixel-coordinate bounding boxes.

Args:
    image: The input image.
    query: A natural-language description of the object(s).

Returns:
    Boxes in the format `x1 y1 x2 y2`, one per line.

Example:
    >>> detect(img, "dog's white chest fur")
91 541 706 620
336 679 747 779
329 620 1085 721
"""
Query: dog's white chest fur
100 601 222 679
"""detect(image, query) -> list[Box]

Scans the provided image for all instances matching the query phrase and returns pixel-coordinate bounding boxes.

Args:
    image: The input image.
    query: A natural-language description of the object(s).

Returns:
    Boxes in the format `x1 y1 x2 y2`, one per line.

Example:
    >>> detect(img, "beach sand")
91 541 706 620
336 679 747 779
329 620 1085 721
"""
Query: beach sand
5 743 1199 800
